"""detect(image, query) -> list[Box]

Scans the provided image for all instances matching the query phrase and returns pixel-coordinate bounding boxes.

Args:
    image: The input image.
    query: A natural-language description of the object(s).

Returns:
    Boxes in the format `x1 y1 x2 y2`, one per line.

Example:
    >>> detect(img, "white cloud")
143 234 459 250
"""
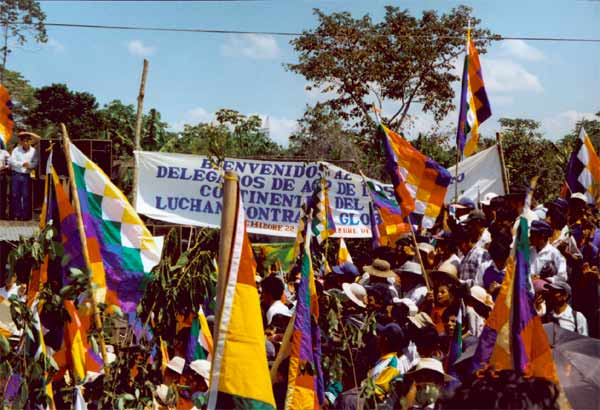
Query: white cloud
46 38 65 53
221 34 280 59
172 107 214 132
127 40 156 57
542 110 596 140
499 40 545 62
485 58 543 93
489 94 515 106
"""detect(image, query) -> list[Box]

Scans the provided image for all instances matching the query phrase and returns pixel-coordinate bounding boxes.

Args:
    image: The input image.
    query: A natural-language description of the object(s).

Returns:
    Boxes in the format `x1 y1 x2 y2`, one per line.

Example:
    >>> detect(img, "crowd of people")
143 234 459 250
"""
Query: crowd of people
3 179 599 409
250 185 598 409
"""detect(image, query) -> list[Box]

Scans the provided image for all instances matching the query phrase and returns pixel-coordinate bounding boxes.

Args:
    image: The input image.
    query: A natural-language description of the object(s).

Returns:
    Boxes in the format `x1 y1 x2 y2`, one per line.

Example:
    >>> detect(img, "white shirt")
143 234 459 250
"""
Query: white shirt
476 229 492 249
405 285 428 306
0 283 20 301
0 149 10 171
548 305 588 336
530 243 567 282
465 306 485 338
9 145 38 174
266 300 292 325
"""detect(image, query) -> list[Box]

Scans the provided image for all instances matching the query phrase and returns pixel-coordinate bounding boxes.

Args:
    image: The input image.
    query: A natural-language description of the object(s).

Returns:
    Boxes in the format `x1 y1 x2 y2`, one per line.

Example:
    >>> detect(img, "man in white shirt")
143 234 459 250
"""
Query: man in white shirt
0 274 20 301
9 133 38 220
543 280 588 336
529 220 567 282
0 146 10 219
260 275 292 326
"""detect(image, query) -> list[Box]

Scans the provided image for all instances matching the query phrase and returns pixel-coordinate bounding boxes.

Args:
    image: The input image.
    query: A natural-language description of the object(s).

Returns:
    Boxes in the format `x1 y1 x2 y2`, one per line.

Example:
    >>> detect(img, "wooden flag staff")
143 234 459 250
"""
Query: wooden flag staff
61 123 110 371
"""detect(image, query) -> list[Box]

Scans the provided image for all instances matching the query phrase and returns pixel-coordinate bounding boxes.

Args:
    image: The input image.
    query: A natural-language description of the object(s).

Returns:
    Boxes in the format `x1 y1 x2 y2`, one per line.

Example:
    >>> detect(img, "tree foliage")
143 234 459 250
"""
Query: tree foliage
288 6 495 134
2 68 37 132
26 83 104 139
163 108 283 162
289 103 364 172
0 0 46 46
498 118 566 202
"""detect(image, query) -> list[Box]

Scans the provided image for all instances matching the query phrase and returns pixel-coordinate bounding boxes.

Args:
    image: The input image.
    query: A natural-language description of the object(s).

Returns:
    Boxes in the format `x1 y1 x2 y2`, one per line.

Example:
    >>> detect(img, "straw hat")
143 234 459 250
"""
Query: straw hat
406 357 455 382
398 261 423 276
363 259 397 279
17 131 41 144
469 286 494 308
417 242 435 255
166 356 185 375
407 312 435 329
430 260 460 285
189 359 211 382
342 283 367 308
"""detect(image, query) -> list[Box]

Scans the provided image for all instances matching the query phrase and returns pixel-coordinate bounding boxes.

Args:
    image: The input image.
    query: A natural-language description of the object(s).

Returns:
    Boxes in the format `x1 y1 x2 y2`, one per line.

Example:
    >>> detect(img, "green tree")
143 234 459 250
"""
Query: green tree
412 130 457 169
26 83 105 139
289 103 364 173
165 108 283 161
0 0 47 81
288 6 495 135
499 118 564 202
2 68 37 133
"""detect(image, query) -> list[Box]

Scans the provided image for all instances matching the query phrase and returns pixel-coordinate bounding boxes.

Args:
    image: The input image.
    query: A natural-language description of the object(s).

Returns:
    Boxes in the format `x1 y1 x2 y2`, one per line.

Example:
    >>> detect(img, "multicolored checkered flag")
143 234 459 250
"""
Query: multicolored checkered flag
68 143 161 314
310 173 337 244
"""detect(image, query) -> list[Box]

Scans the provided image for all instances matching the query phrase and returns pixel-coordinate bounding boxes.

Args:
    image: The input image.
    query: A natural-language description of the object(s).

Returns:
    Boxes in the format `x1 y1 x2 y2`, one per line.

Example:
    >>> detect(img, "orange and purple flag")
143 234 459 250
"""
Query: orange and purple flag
472 217 559 382
285 220 324 410
457 31 492 157
366 181 410 247
379 124 451 228
0 83 13 149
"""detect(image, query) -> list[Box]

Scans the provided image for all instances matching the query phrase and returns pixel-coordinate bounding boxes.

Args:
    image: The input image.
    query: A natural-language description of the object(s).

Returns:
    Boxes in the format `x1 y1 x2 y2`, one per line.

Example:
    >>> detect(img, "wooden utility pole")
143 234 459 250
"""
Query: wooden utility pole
132 59 149 209
61 123 110 370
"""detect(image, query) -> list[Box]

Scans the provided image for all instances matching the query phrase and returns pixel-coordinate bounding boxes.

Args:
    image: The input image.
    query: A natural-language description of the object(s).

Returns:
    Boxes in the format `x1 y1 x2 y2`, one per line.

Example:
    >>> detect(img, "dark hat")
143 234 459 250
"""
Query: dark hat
377 323 406 347
545 279 571 295
530 220 552 237
509 183 528 196
546 198 568 213
331 262 360 277
466 209 486 223
490 196 506 208
458 197 475 209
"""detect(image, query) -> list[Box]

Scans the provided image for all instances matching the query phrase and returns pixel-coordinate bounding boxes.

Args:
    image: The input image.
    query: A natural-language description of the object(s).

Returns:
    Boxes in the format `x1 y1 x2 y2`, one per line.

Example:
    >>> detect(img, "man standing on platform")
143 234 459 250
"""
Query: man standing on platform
9 132 39 221
0 144 10 219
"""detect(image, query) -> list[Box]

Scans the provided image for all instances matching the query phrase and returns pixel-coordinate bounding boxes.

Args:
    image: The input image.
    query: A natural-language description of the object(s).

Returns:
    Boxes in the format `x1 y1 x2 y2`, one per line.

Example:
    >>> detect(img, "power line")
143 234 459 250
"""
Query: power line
8 21 600 43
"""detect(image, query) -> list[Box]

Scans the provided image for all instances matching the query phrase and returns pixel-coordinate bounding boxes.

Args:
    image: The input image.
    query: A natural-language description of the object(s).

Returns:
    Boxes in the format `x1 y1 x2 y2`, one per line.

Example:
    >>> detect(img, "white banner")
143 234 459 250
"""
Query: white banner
135 147 505 238
135 151 392 238
445 145 506 203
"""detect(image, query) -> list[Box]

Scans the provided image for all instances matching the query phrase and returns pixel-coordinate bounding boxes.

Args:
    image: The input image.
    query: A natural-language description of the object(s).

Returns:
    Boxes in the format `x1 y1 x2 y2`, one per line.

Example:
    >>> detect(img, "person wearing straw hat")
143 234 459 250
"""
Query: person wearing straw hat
396 261 428 307
405 358 454 409
8 131 39 220
361 258 400 300
428 261 460 334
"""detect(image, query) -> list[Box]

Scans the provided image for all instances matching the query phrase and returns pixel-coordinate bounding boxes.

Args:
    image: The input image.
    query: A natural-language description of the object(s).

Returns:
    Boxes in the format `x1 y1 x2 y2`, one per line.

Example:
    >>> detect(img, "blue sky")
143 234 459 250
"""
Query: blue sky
7 0 600 146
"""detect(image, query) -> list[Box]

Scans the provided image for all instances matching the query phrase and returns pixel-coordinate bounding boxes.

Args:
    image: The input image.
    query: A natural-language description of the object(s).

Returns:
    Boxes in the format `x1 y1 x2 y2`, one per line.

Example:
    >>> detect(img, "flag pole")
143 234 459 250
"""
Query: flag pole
495 132 510 194
132 58 149 210
455 22 470 203
214 170 238 341
61 123 110 371
359 170 431 290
